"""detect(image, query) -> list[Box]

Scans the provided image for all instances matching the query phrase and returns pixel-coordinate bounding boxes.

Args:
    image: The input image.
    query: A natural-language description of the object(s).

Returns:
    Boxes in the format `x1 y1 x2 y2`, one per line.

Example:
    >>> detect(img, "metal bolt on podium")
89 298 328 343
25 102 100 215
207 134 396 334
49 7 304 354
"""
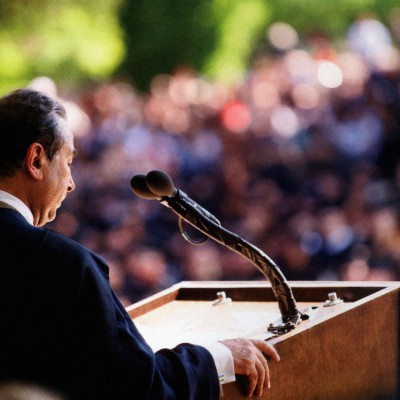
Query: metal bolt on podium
212 291 232 306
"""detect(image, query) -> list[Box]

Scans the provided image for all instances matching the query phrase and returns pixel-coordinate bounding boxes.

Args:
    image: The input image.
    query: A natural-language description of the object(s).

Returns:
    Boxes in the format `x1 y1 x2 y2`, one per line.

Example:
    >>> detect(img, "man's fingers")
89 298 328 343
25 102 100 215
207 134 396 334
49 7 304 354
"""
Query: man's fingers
250 340 276 396
245 357 269 398
219 338 280 397
255 358 266 397
246 365 258 398
251 339 280 362
257 350 270 390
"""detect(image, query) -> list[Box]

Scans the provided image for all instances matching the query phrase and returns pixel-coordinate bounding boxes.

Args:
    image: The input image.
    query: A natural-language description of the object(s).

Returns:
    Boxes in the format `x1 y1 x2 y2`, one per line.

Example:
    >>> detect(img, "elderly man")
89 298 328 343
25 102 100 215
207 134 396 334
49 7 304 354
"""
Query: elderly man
0 88 279 399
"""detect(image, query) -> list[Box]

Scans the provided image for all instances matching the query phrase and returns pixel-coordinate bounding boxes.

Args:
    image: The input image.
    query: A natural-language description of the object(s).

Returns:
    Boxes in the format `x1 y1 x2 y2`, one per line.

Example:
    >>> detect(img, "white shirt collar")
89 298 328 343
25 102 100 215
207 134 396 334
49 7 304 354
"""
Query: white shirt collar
0 190 34 225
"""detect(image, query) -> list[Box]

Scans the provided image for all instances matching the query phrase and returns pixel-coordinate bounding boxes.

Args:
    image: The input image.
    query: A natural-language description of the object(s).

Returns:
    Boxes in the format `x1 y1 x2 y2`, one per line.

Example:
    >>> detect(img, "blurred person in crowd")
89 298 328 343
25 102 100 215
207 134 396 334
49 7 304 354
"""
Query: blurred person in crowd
124 247 176 302
0 88 280 399
346 14 393 69
0 382 64 400
182 242 224 281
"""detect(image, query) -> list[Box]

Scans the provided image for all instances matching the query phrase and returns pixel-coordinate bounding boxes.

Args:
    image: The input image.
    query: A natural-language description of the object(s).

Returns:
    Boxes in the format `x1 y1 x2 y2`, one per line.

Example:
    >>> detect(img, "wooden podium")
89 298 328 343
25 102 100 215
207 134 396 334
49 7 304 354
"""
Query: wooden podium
126 281 400 400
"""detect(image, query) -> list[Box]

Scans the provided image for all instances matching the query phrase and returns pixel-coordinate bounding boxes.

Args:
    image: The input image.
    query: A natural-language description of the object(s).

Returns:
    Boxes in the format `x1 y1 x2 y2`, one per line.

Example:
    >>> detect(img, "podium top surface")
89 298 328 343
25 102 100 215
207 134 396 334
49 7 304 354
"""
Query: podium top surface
127 280 400 351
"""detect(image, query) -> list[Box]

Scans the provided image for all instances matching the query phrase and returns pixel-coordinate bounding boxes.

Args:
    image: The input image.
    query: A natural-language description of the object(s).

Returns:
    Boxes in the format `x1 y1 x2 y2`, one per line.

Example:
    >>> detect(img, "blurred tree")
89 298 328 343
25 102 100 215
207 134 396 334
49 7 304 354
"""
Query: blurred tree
118 0 271 89
118 0 218 92
0 0 125 95
118 0 400 90
266 0 400 39
202 0 270 83
1 0 399 94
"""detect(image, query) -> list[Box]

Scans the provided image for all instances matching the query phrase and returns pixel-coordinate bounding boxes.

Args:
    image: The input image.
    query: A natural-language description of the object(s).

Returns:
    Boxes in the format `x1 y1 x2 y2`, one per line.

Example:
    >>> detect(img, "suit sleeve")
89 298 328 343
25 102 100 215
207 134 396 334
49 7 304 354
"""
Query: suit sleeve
65 241 220 400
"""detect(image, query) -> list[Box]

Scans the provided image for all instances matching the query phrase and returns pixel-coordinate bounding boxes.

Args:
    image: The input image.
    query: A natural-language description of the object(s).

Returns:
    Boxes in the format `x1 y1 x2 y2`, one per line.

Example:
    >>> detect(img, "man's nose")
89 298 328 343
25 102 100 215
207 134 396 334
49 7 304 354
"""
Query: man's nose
68 177 76 192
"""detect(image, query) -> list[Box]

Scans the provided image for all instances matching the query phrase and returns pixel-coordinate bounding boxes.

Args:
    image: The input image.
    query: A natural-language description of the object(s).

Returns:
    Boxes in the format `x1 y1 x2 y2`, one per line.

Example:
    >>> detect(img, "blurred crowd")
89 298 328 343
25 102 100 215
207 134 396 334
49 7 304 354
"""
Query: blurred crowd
34 15 400 305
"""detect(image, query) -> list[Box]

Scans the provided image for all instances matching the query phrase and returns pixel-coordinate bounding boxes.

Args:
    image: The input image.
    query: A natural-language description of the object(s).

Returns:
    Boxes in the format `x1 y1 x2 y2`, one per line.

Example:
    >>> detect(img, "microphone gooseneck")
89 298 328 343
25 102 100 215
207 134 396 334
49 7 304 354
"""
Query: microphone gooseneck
130 170 306 334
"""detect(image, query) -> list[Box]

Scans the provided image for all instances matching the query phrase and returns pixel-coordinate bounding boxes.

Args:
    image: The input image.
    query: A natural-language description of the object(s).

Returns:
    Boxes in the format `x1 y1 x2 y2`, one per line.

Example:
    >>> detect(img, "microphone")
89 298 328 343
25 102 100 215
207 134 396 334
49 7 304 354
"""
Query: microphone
130 170 221 225
130 169 305 334
130 174 161 200
146 170 177 197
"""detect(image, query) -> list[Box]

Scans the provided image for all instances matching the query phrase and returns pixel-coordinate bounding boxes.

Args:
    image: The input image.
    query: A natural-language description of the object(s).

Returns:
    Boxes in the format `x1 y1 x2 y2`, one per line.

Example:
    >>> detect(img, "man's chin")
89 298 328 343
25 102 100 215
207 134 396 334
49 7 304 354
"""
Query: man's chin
36 210 57 227
47 210 57 223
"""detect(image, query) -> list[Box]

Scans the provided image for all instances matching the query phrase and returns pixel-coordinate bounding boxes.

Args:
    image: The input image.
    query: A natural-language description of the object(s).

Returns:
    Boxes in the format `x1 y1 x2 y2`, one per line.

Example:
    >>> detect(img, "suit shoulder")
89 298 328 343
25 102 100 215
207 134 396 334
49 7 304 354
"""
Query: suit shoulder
40 228 109 275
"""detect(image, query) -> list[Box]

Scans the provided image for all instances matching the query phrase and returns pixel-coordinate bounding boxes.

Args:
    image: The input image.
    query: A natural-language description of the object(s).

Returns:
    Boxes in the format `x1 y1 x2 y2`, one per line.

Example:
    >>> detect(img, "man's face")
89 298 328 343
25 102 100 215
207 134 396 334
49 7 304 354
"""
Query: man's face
34 118 76 227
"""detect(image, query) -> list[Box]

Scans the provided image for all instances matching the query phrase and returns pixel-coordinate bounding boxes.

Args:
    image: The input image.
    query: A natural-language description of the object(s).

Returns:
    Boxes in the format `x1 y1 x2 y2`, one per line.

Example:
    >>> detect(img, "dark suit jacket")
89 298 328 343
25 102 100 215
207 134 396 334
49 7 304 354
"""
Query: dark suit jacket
0 208 219 400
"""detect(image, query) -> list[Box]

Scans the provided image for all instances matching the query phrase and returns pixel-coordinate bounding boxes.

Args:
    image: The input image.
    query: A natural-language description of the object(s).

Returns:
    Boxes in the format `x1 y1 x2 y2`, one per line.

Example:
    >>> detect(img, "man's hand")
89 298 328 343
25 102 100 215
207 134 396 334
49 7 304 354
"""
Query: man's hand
219 338 280 398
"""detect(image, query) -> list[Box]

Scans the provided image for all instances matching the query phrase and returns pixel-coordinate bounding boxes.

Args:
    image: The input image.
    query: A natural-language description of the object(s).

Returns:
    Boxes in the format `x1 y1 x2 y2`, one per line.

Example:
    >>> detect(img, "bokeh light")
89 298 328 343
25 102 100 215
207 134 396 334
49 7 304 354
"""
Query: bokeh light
317 61 343 88
267 22 299 51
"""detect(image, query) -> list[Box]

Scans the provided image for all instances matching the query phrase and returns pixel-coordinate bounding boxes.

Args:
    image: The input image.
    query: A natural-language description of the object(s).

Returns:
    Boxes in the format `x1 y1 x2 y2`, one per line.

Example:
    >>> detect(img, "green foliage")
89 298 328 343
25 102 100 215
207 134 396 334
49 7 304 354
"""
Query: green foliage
118 0 270 89
266 0 400 38
117 0 218 92
202 0 271 83
118 0 400 90
1 0 399 95
0 0 125 95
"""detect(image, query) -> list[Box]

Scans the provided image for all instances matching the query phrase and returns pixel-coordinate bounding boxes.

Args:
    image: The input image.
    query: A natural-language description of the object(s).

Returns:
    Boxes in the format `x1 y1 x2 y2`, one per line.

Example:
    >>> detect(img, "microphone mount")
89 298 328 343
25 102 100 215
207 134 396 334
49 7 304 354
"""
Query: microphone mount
131 170 308 334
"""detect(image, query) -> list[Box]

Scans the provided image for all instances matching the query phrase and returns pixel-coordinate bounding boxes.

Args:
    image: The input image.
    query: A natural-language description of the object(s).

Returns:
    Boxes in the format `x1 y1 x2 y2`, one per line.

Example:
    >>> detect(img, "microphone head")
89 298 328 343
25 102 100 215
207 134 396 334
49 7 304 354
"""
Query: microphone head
146 170 177 197
130 174 160 200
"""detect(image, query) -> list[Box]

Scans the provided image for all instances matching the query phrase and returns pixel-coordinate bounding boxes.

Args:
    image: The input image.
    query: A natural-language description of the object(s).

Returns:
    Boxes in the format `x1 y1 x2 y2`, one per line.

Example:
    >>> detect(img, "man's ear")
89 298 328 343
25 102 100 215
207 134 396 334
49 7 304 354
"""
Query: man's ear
25 142 47 181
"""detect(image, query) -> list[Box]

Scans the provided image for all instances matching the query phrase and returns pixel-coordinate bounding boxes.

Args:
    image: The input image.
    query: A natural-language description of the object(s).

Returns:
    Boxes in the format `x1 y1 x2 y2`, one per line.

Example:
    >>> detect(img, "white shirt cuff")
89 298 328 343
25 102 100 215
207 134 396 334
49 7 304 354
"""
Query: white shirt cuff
197 341 235 385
